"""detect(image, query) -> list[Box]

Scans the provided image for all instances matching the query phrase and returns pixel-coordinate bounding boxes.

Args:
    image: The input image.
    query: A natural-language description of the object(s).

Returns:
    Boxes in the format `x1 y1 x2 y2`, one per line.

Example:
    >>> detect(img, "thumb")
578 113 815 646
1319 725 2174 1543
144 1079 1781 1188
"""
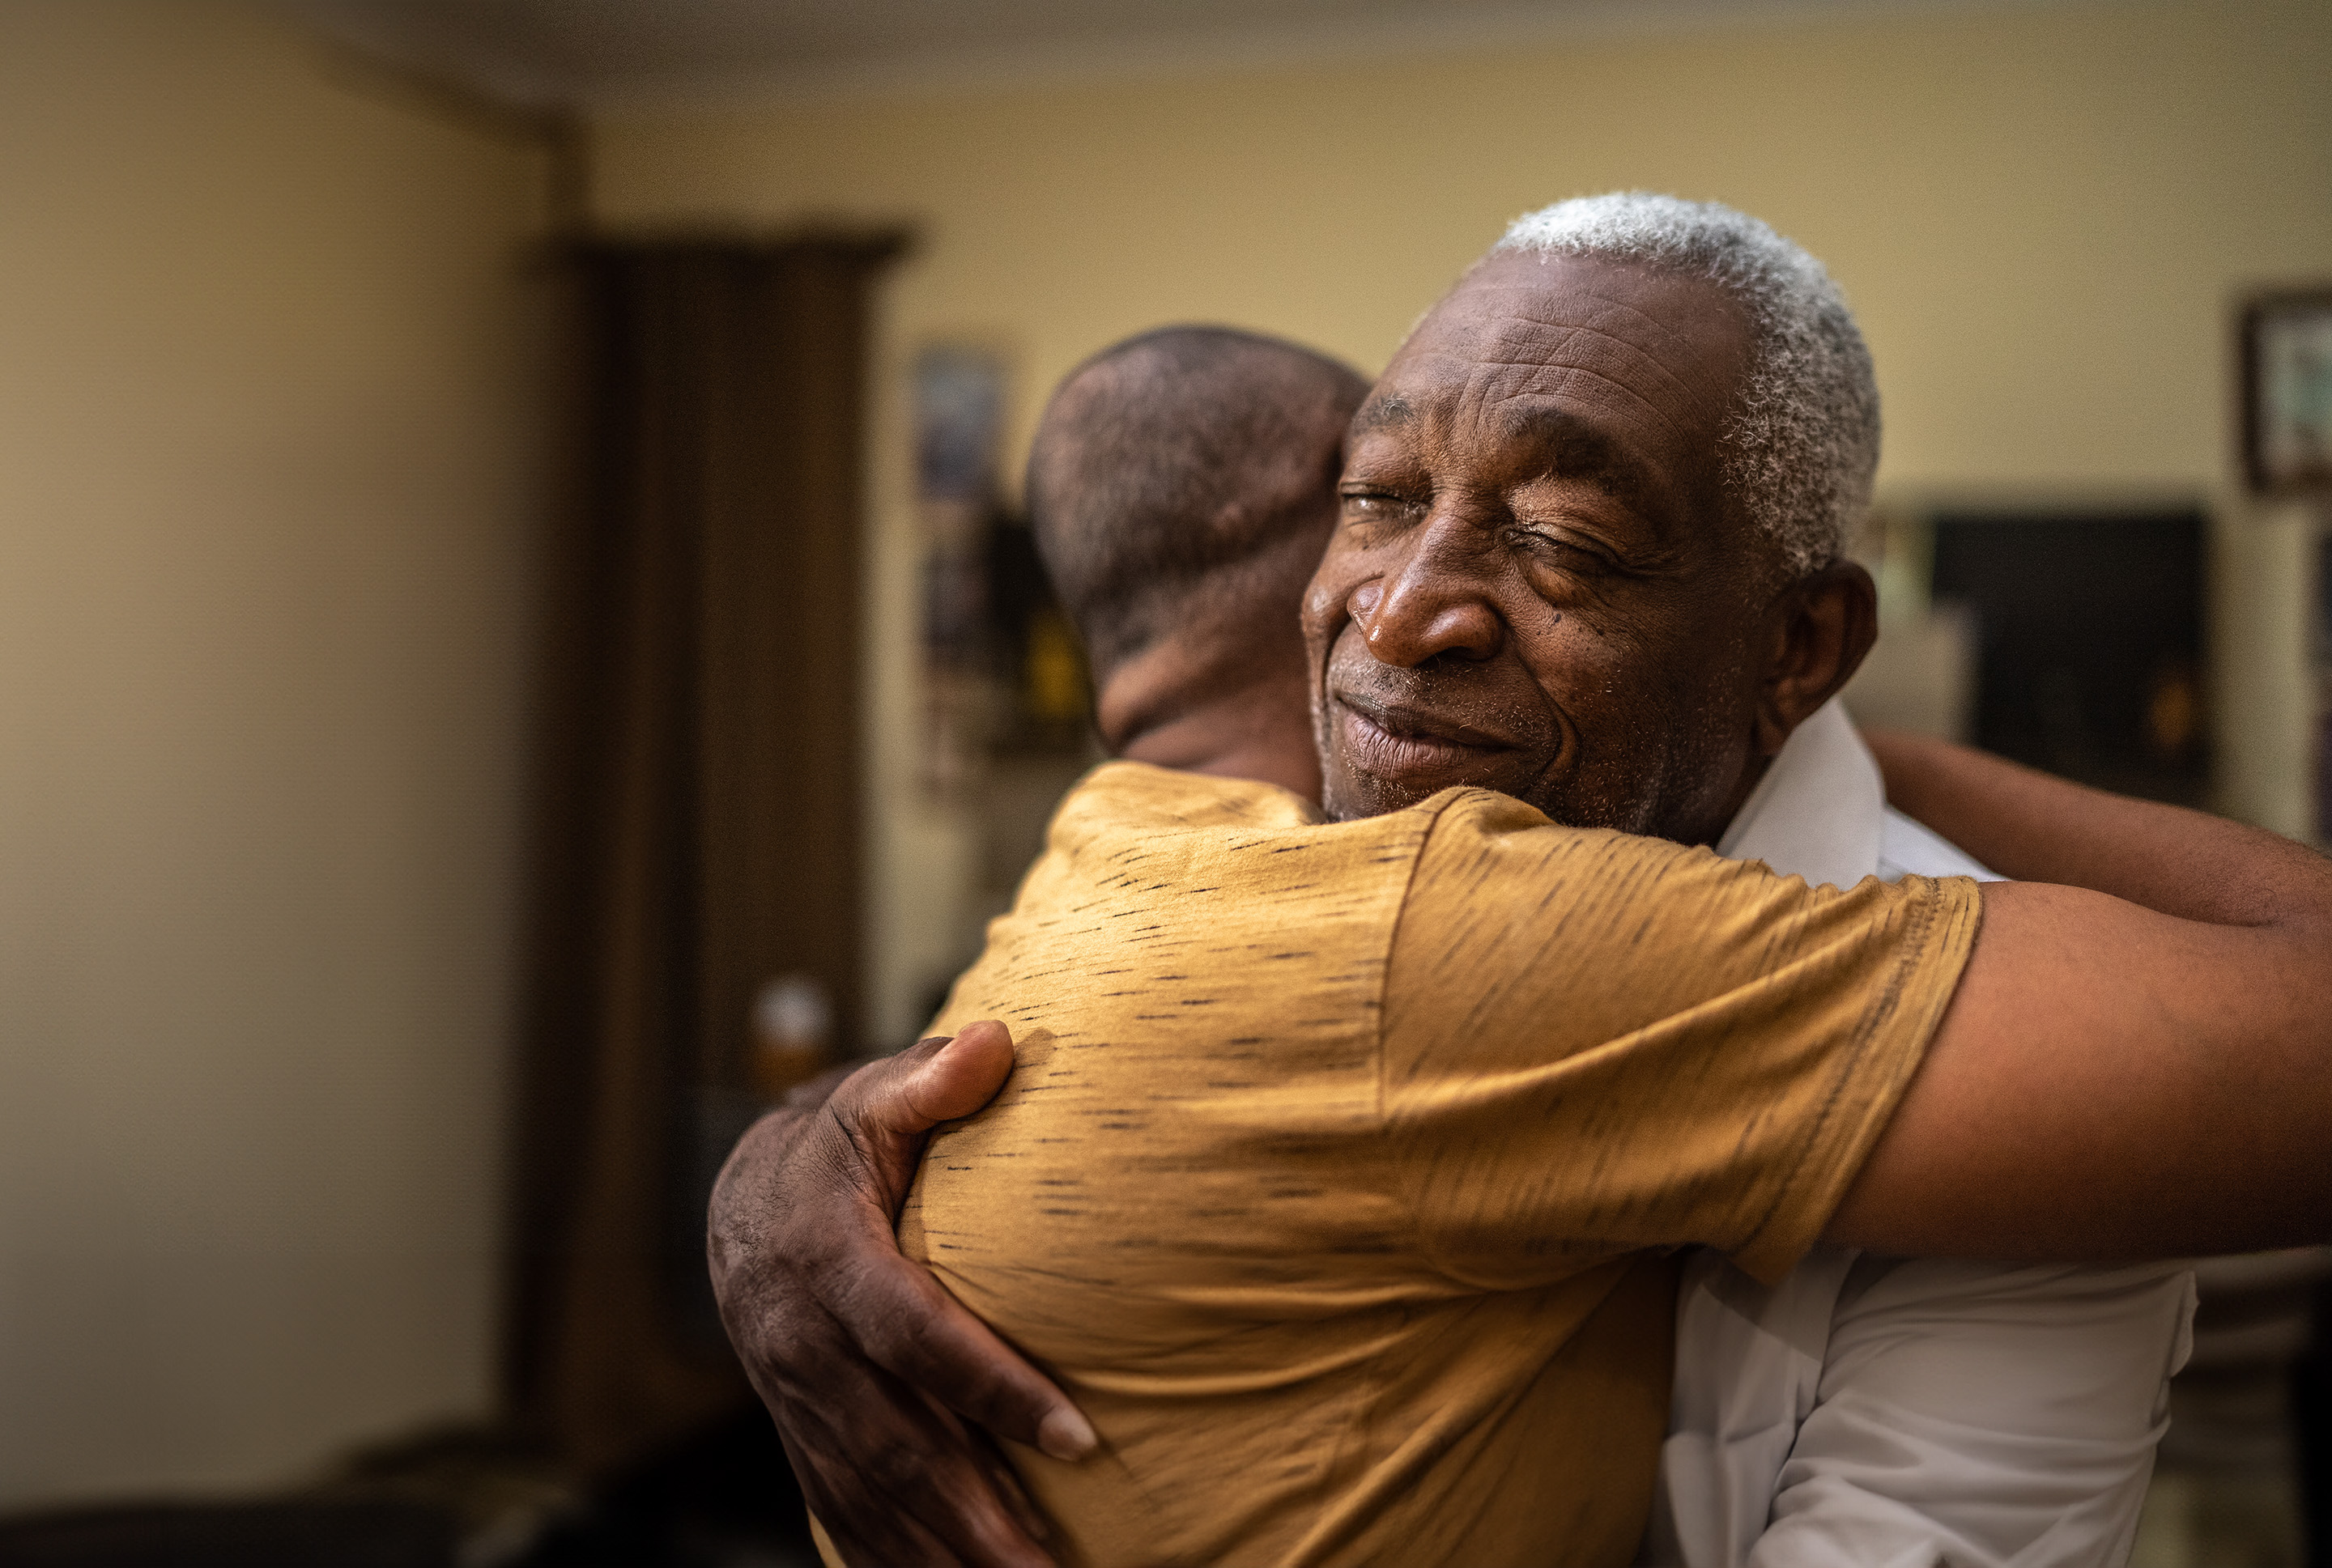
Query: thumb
822 1022 1017 1217
821 1022 1019 1224
898 1019 1017 1125
838 1020 1017 1145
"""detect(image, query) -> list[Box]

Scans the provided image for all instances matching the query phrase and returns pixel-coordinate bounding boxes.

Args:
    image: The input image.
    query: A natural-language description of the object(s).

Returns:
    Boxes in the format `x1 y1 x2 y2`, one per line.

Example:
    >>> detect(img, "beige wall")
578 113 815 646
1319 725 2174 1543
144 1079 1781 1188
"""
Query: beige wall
0 3 555 1506
591 0 2332 1042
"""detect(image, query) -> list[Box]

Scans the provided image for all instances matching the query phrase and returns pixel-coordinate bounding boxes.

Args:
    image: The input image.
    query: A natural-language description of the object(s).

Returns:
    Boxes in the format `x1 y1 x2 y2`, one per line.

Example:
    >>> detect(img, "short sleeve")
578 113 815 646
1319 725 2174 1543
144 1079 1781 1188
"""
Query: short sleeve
1381 789 1979 1289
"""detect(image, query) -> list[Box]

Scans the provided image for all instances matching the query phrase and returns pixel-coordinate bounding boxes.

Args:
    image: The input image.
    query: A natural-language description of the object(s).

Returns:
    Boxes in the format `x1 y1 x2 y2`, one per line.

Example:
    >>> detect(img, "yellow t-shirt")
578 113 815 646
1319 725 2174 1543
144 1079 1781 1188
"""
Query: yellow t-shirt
873 762 1979 1568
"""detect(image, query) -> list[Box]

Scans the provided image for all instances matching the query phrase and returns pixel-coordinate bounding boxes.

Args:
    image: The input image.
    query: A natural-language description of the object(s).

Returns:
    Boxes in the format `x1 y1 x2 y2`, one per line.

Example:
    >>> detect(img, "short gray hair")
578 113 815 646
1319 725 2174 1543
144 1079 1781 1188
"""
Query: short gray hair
1493 193 1878 577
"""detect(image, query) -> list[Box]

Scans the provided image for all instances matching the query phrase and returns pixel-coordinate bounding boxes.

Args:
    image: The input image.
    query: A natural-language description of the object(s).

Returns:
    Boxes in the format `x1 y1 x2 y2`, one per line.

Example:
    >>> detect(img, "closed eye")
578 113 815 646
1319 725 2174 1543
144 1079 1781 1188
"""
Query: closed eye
1338 486 1428 533
1509 525 1619 576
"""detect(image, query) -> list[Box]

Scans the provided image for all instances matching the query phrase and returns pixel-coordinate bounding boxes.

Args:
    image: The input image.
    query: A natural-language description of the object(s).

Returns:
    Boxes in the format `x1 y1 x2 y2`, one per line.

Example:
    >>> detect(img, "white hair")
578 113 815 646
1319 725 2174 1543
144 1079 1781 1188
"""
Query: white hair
1493 193 1878 577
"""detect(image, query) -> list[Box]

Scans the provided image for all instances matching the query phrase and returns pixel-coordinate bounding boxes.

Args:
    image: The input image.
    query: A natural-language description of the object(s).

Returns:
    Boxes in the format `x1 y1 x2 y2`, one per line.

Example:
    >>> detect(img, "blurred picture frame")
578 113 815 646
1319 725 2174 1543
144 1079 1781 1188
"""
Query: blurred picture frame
2317 533 2332 846
2243 289 2332 495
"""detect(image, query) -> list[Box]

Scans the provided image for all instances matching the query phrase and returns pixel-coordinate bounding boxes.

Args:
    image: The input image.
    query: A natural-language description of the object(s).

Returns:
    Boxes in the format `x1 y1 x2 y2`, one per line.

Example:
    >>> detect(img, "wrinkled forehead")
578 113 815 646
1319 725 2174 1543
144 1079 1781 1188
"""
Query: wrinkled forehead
1364 253 1752 444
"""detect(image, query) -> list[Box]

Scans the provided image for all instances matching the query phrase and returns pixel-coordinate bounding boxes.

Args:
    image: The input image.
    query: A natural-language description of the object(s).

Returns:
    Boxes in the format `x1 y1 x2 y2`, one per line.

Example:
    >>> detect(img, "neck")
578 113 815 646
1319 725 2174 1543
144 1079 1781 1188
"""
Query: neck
1118 692 1321 801
1098 636 1321 802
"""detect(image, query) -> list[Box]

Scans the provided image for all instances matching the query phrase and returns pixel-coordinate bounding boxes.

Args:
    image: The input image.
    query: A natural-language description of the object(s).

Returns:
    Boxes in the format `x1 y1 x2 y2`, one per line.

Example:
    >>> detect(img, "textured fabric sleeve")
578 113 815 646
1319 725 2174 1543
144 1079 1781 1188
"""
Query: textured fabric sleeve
1381 788 1981 1290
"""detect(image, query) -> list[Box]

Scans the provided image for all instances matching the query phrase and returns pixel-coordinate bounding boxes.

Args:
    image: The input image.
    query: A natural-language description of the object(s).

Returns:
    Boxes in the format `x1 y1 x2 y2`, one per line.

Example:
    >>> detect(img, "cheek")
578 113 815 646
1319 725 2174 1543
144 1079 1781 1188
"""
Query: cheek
1514 606 1628 720
1305 577 1381 634
1302 567 1357 646
1513 593 1773 835
1625 631 1768 815
1531 616 1728 776
1306 522 1411 629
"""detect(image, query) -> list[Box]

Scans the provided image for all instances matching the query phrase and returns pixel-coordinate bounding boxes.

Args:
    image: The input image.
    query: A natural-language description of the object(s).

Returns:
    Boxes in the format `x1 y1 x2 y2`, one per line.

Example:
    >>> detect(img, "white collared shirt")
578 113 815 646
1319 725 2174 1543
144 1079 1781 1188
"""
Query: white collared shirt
1640 700 2199 1568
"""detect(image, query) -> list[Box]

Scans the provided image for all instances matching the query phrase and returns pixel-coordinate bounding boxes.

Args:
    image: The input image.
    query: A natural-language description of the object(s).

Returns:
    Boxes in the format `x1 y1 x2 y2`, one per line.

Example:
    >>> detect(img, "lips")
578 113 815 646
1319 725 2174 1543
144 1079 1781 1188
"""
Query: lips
1333 692 1520 779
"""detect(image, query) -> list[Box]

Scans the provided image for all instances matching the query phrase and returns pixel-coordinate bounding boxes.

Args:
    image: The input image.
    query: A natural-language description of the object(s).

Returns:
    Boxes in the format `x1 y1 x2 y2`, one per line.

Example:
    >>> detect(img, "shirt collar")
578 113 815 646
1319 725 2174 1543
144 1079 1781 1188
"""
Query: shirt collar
1714 698 1885 889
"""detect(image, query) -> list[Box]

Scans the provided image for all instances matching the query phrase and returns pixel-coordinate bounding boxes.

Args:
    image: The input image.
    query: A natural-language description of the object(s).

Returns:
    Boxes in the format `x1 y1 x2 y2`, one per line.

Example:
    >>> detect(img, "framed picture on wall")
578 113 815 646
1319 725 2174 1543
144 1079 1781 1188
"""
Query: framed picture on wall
2317 532 2332 846
2243 289 2332 495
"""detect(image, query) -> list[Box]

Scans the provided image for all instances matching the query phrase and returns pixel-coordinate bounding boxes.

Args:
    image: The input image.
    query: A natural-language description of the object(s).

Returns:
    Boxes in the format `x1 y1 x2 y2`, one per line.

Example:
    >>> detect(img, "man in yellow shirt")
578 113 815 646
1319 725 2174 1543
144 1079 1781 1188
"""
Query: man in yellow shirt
890 761 1972 1568
715 199 2332 1566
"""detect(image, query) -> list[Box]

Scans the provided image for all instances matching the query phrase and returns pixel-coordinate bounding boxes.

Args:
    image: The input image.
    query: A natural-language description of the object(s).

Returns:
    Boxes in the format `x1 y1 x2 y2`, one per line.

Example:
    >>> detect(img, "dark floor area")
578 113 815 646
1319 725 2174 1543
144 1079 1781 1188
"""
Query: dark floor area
0 1412 816 1568
514 1411 817 1568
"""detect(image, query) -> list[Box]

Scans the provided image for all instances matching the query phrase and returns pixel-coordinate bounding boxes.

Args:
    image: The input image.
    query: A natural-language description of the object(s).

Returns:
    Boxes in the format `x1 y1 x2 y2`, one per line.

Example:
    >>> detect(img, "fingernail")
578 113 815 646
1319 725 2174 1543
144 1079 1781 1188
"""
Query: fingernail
1036 1406 1098 1461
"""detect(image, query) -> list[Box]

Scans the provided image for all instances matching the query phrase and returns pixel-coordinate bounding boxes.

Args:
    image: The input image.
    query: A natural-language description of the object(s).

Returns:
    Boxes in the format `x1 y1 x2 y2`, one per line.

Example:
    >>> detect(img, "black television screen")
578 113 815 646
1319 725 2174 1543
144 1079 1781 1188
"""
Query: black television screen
1930 510 2209 807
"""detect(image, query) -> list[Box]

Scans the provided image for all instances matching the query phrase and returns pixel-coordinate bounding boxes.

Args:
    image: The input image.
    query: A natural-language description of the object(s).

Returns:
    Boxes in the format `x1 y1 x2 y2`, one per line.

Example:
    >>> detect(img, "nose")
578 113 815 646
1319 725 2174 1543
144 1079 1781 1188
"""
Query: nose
1353 515 1504 668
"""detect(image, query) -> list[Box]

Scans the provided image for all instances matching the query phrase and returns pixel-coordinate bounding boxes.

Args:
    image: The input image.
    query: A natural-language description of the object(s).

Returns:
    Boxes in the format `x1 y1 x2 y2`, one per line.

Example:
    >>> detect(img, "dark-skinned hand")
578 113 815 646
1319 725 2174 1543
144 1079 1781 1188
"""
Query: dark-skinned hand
706 1019 1095 1567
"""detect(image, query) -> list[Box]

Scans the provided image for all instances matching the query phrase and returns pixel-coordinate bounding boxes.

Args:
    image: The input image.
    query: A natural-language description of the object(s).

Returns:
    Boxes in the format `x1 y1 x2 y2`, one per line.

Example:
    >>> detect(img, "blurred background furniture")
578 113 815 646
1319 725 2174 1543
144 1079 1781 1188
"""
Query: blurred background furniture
2137 1251 2332 1568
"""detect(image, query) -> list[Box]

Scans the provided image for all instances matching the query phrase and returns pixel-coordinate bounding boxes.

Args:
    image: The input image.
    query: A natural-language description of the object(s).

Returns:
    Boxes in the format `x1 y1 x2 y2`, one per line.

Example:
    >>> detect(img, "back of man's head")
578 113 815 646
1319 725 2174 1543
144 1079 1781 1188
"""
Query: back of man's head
1027 326 1369 689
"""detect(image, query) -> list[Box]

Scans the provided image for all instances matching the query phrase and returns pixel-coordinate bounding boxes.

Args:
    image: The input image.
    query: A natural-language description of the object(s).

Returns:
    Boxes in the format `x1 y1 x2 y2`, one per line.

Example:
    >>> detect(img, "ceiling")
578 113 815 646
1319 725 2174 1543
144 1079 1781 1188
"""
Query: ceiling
287 0 2060 111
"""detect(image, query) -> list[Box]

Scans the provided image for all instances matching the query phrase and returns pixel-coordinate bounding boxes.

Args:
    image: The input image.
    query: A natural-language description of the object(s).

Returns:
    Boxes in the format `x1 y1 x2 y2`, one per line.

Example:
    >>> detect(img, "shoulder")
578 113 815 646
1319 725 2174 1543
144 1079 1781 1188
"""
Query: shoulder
1052 759 1321 839
1002 763 1447 947
1412 786 1772 908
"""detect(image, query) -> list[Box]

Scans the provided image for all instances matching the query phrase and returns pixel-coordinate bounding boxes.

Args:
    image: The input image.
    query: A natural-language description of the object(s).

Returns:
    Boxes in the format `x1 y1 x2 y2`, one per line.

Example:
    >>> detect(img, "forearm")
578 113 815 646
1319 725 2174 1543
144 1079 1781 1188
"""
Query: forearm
1833 738 2332 1258
1866 729 2330 931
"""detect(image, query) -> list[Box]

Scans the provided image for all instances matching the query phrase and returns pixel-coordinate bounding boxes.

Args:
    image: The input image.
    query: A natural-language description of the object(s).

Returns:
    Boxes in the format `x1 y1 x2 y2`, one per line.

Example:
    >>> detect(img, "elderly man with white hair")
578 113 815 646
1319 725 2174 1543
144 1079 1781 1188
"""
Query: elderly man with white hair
712 196 2238 1568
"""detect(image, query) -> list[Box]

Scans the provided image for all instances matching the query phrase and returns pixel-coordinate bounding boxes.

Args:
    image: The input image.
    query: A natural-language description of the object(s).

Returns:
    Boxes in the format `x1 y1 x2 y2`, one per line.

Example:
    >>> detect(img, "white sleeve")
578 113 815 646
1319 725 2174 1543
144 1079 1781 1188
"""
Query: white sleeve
1877 805 1998 882
1745 1256 2196 1568
1645 1247 1854 1568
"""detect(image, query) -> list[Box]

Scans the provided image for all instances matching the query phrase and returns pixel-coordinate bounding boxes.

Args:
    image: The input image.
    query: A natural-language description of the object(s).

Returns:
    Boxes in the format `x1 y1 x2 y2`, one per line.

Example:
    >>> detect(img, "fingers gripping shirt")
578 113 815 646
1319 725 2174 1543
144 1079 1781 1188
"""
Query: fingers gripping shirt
891 763 1978 1568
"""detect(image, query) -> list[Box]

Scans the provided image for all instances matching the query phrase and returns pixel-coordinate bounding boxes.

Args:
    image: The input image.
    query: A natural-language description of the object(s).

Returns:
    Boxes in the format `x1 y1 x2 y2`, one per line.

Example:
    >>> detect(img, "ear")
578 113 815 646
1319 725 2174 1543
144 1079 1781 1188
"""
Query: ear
1752 560 1879 758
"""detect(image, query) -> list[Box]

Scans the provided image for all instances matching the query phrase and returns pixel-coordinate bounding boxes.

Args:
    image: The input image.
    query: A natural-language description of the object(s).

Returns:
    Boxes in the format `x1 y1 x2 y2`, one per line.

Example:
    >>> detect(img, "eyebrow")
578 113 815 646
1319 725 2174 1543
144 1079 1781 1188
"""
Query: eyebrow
1347 392 1669 521
1495 402 1653 508
1347 394 1413 436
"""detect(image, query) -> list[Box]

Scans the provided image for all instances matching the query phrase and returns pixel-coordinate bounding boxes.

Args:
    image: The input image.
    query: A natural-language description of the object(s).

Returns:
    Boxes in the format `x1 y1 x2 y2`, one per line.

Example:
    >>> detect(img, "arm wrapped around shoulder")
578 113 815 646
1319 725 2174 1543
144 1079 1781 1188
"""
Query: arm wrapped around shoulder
1381 788 1979 1290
